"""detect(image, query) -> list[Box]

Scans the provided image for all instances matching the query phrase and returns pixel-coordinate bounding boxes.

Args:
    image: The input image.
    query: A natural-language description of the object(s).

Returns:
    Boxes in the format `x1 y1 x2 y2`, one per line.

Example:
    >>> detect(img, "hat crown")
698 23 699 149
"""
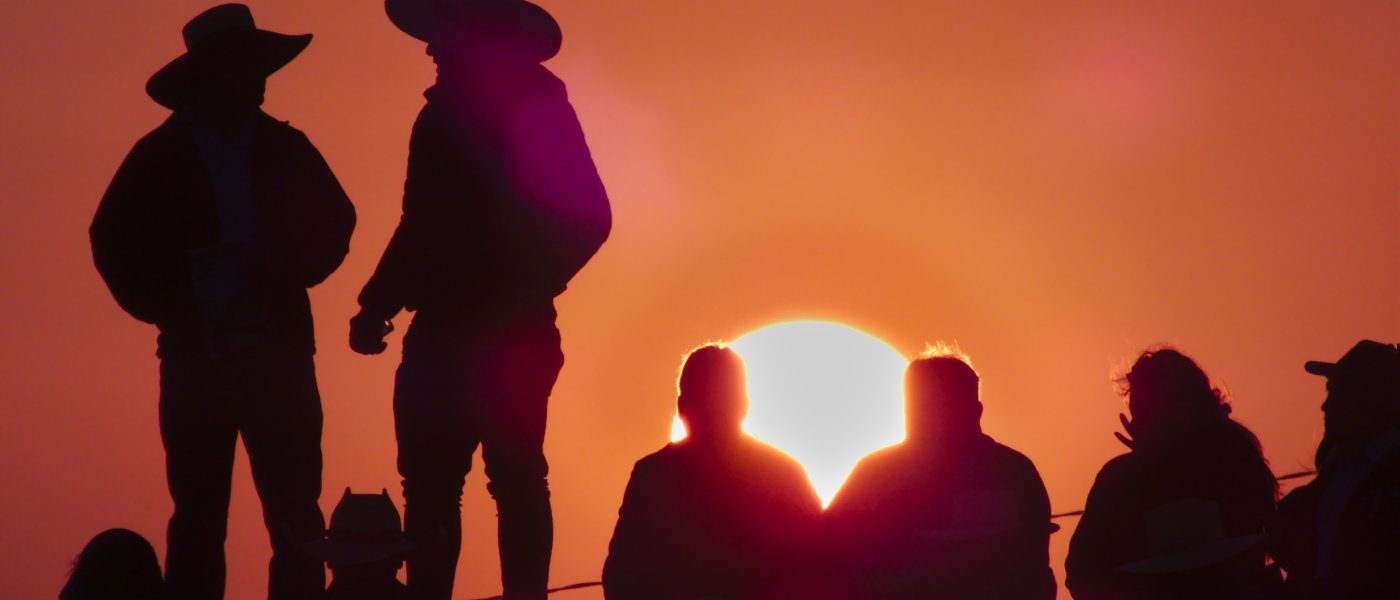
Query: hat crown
183 4 257 51
327 491 403 539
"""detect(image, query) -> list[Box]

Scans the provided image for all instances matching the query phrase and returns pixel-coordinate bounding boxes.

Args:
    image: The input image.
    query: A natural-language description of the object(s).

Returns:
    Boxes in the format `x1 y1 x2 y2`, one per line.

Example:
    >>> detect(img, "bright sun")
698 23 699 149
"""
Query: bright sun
672 320 909 506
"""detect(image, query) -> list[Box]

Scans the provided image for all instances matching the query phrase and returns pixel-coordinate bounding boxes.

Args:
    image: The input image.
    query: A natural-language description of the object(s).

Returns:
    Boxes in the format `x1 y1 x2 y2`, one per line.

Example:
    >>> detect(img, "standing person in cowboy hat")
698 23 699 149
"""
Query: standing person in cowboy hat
309 489 417 600
89 4 356 598
1065 347 1280 599
348 1 610 599
1270 340 1400 599
822 345 1057 599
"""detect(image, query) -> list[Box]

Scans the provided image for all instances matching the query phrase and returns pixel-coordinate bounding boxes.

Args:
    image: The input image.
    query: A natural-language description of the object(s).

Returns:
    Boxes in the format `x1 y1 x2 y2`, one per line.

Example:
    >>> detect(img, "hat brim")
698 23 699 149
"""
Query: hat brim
305 539 416 567
1116 534 1266 574
147 30 312 110
385 0 561 62
1304 361 1337 377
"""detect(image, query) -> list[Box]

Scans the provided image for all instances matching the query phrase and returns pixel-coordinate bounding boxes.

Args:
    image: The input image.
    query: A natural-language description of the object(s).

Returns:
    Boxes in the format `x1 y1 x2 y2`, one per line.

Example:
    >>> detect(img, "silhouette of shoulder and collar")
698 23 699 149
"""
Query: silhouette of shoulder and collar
604 345 822 599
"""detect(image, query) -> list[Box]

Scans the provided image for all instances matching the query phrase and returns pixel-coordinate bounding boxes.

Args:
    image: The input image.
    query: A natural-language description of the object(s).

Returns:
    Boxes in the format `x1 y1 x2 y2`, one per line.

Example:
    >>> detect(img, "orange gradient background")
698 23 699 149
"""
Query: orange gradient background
2 1 1397 598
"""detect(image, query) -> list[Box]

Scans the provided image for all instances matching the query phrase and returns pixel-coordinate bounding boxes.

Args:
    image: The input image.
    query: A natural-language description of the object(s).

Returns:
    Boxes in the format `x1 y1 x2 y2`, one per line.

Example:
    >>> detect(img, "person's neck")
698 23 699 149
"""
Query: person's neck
907 427 981 449
682 427 745 448
187 105 257 140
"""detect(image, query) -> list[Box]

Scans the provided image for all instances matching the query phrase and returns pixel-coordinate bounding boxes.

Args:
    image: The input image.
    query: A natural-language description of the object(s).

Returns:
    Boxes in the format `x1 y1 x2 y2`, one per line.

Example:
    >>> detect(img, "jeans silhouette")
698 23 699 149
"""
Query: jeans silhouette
159 347 326 599
393 305 562 600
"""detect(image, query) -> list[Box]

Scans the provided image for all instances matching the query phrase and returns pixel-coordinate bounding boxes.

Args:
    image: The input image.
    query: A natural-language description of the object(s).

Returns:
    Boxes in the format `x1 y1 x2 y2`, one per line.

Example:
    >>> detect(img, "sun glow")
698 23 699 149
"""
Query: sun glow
671 321 909 506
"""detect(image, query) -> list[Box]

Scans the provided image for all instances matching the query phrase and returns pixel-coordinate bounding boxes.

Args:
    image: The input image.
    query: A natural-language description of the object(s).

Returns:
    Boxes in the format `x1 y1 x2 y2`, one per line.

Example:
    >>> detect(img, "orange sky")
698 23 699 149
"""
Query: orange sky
2 1 1397 598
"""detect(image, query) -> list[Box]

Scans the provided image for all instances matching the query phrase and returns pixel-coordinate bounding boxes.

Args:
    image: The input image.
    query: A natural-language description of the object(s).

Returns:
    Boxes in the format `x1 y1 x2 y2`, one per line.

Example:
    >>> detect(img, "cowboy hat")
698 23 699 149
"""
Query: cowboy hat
1116 498 1265 574
384 0 562 62
146 4 311 110
305 488 416 567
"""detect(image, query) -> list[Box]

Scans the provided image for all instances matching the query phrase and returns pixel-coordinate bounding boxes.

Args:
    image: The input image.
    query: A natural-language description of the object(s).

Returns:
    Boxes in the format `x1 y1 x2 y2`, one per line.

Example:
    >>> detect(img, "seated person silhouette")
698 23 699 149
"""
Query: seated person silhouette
1270 340 1400 599
60 529 163 600
823 345 1056 599
1066 347 1279 599
308 488 416 600
603 344 823 599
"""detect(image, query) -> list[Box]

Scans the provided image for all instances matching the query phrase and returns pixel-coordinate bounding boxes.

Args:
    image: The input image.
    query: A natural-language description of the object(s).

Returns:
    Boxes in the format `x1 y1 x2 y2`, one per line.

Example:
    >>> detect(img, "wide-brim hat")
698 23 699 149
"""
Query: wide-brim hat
305 488 416 567
147 4 311 110
384 0 561 62
1115 498 1264 574
1116 533 1266 574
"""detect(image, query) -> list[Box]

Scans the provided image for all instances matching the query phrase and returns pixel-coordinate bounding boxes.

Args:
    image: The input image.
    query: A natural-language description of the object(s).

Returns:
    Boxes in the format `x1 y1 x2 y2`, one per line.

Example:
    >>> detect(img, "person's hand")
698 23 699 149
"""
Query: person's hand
349 312 394 355
1114 413 1138 449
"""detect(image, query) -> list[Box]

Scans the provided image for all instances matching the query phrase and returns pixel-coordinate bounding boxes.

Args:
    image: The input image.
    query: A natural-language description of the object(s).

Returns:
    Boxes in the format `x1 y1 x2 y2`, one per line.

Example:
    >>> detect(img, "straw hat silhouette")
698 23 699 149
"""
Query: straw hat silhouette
306 488 416 567
146 4 311 110
1116 498 1265 574
384 0 561 62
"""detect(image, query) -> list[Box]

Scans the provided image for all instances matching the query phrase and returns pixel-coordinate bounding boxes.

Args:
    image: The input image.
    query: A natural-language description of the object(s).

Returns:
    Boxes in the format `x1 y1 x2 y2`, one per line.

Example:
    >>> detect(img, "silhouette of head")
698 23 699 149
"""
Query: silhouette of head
59 529 162 600
146 4 311 112
1117 347 1231 447
904 344 982 443
676 344 748 441
308 488 414 571
1308 340 1400 451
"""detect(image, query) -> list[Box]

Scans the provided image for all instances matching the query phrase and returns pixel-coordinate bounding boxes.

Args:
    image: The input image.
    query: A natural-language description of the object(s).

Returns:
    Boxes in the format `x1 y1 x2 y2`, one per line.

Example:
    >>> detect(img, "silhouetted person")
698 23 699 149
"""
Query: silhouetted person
603 345 822 599
1066 347 1279 599
823 346 1056 599
348 1 610 599
308 489 415 600
1269 340 1400 599
60 529 163 600
89 4 355 598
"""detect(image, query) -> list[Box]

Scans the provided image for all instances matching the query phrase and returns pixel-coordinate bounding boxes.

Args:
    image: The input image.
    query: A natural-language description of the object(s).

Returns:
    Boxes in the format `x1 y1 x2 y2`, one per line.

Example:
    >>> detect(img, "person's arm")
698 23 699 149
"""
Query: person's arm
1004 456 1057 600
498 85 612 295
273 129 355 288
1065 459 1134 600
351 109 444 354
90 138 191 326
356 108 444 323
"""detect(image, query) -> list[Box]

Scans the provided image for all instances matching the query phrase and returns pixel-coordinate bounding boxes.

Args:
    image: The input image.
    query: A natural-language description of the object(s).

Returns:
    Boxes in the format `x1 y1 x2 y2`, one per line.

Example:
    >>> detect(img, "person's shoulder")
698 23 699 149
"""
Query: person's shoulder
741 438 813 479
841 443 909 484
128 116 187 154
632 443 682 473
980 436 1043 474
1089 452 1140 487
256 113 310 141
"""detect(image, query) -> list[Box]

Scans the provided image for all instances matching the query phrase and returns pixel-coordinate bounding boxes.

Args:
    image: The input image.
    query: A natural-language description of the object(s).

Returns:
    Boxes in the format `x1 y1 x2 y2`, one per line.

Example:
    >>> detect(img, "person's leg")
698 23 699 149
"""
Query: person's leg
479 320 563 600
395 321 477 600
236 349 327 599
159 356 238 600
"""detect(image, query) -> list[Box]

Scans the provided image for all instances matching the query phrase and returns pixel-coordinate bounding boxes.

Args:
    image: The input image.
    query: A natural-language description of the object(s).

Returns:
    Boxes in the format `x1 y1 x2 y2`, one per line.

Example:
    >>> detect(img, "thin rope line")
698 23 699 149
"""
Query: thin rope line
469 581 602 599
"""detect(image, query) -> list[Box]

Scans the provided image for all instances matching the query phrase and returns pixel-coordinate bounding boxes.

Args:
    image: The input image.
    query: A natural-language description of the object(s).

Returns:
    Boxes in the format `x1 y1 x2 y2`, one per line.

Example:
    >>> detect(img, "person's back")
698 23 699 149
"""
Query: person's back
1066 348 1277 600
605 437 821 599
603 345 822 599
823 348 1055 599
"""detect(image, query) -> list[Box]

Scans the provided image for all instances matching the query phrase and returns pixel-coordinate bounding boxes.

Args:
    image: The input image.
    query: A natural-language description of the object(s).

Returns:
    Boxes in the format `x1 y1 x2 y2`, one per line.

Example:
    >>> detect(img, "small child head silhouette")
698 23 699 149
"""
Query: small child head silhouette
59 528 162 600
308 488 414 595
